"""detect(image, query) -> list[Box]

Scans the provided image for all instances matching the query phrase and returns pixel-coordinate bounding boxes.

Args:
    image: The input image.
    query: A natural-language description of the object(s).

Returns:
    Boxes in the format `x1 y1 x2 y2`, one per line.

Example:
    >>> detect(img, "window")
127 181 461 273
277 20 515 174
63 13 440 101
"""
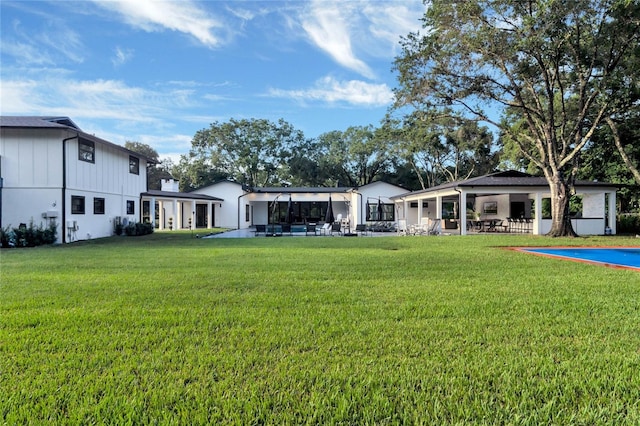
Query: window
366 203 395 221
94 197 105 214
78 139 95 163
129 156 139 175
245 204 250 222
126 200 135 215
71 196 85 214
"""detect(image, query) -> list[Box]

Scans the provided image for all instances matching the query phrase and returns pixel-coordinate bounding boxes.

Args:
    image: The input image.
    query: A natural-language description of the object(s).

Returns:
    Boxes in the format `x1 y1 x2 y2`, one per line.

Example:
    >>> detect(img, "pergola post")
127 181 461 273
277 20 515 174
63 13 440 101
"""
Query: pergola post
459 191 467 235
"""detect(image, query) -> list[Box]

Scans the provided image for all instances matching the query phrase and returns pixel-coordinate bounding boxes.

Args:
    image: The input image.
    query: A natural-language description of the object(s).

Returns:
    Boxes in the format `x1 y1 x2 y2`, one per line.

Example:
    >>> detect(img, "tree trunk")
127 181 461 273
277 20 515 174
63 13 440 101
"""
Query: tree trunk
546 178 578 237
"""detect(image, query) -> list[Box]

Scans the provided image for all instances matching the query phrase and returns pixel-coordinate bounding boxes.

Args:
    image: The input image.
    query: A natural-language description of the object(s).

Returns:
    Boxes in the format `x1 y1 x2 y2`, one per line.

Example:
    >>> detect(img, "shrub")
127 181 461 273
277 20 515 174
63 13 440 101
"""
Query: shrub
617 213 640 234
123 222 154 237
0 220 58 248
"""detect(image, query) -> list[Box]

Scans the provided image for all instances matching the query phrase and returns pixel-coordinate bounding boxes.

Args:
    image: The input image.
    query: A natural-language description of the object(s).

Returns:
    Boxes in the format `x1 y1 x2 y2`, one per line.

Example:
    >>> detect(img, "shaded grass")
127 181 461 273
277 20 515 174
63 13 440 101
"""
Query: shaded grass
1 233 640 424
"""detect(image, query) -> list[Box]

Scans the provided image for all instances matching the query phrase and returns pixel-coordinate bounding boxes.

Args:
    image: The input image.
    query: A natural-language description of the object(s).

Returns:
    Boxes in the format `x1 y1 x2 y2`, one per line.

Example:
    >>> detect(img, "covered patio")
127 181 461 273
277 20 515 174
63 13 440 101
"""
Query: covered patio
392 171 618 236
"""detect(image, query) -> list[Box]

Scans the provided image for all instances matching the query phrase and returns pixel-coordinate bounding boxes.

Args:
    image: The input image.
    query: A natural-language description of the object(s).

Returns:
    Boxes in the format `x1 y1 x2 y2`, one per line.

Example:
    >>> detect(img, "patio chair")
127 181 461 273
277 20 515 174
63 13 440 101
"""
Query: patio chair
305 223 317 236
398 219 408 236
330 222 342 236
427 219 441 235
254 224 266 236
319 222 331 235
355 224 367 236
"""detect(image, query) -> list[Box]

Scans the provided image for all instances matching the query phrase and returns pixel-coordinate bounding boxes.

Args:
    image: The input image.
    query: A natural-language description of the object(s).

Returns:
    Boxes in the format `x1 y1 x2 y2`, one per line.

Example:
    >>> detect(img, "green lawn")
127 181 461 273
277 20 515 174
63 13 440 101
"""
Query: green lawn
2 232 639 424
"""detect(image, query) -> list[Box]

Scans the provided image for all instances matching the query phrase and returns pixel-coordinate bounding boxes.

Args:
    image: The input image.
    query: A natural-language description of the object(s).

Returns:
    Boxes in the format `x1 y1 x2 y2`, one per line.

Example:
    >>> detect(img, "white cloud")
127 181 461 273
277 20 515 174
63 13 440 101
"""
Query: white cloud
301 2 375 79
268 76 394 107
91 0 226 48
111 46 134 67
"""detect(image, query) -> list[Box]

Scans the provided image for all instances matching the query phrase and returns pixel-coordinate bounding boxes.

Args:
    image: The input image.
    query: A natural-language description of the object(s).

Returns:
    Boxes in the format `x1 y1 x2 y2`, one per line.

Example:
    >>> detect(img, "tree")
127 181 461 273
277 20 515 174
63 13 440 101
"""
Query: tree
124 141 172 190
189 118 306 187
383 111 498 189
319 126 391 187
394 0 640 236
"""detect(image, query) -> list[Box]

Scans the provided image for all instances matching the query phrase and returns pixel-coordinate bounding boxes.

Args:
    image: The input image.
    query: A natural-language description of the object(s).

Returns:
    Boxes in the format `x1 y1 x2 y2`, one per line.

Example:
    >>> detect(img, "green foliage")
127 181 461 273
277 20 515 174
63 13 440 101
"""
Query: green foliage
0 220 57 248
123 222 154 237
617 214 640 234
2 234 640 423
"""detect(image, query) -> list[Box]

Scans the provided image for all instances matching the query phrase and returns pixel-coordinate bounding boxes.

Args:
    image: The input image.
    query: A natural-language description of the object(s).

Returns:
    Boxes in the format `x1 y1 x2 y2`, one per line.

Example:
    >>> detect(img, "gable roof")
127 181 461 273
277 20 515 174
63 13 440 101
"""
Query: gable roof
1 116 156 164
251 186 352 194
392 170 619 199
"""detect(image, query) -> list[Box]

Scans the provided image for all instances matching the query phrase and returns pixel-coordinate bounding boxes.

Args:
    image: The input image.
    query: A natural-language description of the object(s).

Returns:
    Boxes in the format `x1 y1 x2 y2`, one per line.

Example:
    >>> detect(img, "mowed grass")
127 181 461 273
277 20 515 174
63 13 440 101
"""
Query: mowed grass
1 232 639 424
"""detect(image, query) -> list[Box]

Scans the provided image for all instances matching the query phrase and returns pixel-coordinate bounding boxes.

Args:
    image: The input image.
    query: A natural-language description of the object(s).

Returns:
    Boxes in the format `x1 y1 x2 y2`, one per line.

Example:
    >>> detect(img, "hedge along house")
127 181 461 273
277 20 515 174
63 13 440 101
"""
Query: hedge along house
391 170 619 236
0 116 153 243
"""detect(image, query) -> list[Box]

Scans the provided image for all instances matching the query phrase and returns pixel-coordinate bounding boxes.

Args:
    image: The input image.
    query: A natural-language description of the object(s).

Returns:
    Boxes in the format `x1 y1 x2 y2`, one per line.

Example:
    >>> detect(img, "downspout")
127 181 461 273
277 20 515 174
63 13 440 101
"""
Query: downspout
62 134 79 244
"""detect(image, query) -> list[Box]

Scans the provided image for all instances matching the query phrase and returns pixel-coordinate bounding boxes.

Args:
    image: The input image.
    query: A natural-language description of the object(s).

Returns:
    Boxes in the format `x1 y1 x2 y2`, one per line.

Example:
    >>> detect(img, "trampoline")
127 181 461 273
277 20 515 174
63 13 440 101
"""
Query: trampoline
516 247 640 271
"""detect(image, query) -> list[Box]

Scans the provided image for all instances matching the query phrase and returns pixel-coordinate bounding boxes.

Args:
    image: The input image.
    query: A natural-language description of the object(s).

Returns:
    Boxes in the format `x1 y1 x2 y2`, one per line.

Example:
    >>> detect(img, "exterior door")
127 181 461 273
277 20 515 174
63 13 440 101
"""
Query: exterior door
195 204 208 228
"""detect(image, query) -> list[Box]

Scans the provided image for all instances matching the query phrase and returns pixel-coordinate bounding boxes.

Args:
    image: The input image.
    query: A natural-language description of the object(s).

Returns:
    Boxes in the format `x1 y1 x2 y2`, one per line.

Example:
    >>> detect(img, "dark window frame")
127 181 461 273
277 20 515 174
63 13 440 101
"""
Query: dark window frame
93 197 105 215
126 200 135 215
129 156 140 175
78 139 95 163
366 203 395 222
71 196 85 214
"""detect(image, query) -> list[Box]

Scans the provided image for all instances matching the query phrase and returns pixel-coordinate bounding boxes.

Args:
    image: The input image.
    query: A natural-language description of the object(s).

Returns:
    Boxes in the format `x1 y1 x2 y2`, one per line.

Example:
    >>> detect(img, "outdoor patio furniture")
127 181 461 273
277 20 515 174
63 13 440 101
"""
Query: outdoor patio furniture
330 222 342 236
254 224 266 236
305 223 317 236
355 224 367 236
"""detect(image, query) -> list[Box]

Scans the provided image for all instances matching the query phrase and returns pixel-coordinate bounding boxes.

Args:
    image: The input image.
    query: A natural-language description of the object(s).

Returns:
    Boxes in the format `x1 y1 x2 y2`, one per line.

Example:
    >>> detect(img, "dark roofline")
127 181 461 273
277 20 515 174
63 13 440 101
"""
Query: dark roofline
142 190 223 201
251 187 352 194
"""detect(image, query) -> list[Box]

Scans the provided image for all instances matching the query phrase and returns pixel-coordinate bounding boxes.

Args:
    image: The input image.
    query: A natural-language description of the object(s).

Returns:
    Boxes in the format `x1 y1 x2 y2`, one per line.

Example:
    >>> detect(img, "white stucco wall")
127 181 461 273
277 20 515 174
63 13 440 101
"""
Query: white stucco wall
192 180 245 229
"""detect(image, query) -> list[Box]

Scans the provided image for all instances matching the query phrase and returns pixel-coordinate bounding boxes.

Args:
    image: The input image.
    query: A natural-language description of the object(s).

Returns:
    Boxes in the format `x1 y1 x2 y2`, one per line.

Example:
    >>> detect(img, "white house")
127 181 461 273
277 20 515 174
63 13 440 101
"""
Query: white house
155 180 408 232
0 116 152 243
392 170 619 236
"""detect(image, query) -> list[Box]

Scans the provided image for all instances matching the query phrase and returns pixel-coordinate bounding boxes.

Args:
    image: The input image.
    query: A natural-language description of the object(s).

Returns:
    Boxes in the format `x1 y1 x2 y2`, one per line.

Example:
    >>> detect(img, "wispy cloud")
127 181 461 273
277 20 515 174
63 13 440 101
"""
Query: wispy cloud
111 46 134 67
301 2 375 79
268 76 393 107
90 0 227 48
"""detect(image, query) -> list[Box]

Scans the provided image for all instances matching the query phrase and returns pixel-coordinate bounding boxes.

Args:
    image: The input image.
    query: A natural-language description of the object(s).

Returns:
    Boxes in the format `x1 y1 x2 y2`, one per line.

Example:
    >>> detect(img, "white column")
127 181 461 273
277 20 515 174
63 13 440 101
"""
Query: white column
534 192 542 235
149 197 156 227
417 198 423 225
173 199 178 230
460 191 467 236
158 200 165 230
208 202 213 228
608 191 617 234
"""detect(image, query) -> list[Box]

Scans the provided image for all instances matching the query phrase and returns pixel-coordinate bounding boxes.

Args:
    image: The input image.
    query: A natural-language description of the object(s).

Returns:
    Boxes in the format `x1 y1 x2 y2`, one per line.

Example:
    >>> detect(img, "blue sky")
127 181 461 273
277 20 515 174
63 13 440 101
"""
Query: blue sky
1 0 426 162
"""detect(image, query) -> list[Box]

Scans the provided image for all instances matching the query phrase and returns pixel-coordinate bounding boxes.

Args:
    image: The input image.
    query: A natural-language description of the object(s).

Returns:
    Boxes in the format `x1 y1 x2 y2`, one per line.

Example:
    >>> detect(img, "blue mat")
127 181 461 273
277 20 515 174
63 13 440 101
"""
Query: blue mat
520 247 640 270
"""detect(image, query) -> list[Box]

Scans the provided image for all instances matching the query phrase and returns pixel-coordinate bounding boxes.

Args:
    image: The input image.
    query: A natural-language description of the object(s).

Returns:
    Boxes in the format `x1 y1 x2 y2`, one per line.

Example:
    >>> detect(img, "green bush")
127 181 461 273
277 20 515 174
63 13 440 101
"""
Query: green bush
0 220 58 248
617 213 640 234
123 222 154 237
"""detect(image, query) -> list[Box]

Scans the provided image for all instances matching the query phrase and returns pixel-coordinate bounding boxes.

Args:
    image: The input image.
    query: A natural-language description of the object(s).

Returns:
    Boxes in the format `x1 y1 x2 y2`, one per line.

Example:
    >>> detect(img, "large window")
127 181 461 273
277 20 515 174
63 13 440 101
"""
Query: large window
78 139 95 163
129 156 139 175
71 196 85 214
94 197 105 214
126 200 135 215
366 203 395 221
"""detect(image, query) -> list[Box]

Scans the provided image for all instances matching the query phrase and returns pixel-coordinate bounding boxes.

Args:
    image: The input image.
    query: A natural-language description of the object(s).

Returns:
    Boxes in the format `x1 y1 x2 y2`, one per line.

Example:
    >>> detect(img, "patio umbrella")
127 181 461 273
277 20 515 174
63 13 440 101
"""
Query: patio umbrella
287 195 295 224
324 196 335 224
377 197 384 221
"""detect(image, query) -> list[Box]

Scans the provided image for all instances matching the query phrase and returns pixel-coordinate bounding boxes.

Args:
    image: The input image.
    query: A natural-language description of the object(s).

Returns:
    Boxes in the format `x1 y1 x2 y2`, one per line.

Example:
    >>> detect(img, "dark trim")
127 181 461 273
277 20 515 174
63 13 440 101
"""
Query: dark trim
62 134 78 243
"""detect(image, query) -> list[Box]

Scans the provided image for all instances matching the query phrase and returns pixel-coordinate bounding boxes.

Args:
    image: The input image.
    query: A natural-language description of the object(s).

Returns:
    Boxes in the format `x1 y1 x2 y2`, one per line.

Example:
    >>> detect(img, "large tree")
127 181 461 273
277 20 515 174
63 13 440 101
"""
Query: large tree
189 118 305 187
394 0 640 236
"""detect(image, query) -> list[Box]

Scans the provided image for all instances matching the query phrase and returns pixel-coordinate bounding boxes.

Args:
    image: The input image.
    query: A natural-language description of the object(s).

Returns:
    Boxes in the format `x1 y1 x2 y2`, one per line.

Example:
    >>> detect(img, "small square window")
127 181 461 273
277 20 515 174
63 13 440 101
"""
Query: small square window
129 156 139 175
94 197 105 215
78 139 95 163
71 196 85 214
126 200 135 215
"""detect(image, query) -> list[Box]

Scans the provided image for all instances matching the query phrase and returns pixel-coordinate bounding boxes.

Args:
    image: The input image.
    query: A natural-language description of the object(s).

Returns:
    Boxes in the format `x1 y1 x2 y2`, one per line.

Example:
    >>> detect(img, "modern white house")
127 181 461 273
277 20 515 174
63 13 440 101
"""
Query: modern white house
2 116 620 242
392 170 619 236
1 116 153 243
157 179 408 232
